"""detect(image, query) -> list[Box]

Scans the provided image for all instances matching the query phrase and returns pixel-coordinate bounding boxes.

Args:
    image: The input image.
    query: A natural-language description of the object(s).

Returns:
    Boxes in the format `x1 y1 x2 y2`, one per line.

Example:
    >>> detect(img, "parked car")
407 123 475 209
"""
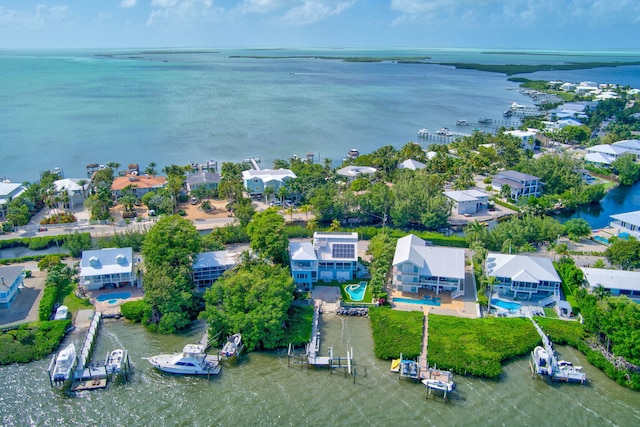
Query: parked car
270 201 282 207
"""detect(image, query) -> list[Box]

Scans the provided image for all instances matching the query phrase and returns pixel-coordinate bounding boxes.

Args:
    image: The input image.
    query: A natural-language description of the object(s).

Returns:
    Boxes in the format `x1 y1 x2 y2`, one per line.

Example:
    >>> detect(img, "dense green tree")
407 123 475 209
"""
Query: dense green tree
142 215 201 270
63 232 93 257
201 260 295 351
389 171 450 230
605 237 640 270
564 218 592 242
612 153 640 186
246 209 289 265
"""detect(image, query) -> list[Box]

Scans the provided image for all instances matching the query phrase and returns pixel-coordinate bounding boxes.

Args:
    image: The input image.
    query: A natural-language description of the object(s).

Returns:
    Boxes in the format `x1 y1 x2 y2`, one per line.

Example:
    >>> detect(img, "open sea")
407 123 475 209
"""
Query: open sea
2 48 640 425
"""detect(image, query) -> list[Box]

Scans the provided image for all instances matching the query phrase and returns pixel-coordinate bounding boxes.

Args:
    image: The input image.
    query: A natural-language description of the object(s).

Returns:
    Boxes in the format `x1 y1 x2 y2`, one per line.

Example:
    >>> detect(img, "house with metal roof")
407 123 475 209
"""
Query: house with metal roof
79 248 137 291
54 178 89 209
505 129 538 151
192 250 238 289
0 182 27 218
336 166 377 182
289 232 362 289
485 253 561 303
610 210 640 239
391 234 465 296
581 267 640 301
444 189 489 215
398 159 426 171
492 170 542 201
242 168 296 195
186 171 222 193
0 266 24 308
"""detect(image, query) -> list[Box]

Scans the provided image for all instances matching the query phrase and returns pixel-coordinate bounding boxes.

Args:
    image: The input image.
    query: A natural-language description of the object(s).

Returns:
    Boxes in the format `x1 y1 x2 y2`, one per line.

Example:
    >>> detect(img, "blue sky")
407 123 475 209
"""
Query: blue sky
1 1 638 49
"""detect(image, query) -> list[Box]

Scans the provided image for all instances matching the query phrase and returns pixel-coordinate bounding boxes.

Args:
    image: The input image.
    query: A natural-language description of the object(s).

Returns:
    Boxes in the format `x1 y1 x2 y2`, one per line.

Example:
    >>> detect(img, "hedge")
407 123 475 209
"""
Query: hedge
0 320 72 365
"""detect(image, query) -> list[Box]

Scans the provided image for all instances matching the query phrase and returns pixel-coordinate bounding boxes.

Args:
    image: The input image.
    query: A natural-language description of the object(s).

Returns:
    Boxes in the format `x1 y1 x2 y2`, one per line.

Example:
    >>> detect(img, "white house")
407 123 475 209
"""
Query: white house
391 234 465 296
581 268 640 301
0 266 24 308
398 159 426 171
492 170 543 201
289 232 363 289
505 130 537 151
242 168 296 195
186 171 222 193
610 210 640 239
54 178 89 209
336 166 377 182
486 253 561 303
0 182 27 218
192 250 238 289
79 248 137 291
612 140 640 158
444 189 489 215
586 144 631 161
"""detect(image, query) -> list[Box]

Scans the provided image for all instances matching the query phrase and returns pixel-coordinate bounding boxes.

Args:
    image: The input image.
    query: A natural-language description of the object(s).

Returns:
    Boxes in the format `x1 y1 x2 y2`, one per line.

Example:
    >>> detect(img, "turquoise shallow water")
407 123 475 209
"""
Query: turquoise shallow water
1 48 639 182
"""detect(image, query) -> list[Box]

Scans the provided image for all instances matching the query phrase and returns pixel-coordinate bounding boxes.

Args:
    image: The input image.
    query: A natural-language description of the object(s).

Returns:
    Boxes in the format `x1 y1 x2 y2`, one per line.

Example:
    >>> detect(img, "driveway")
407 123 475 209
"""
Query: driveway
0 262 46 327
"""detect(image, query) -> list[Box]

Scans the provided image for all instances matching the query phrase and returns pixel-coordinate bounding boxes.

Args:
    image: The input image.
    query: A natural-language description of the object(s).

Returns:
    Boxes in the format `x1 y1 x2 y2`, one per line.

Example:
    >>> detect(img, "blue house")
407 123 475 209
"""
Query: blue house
289 232 363 290
0 266 24 308
242 168 296 195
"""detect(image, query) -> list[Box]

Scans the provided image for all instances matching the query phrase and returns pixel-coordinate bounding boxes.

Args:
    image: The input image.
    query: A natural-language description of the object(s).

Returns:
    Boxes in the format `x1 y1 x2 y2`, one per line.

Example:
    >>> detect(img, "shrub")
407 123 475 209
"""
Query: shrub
121 300 151 323
369 307 423 360
38 285 59 321
0 320 71 365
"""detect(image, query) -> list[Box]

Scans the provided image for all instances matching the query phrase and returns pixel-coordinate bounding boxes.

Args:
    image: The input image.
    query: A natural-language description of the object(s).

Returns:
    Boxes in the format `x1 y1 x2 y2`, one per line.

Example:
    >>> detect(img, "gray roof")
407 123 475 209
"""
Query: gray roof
393 234 465 280
289 242 317 261
80 248 134 278
336 166 377 178
610 210 640 227
486 253 560 283
445 189 488 202
0 266 24 293
398 159 426 170
193 250 237 269
581 267 640 292
242 168 296 182
187 171 222 185
495 170 540 183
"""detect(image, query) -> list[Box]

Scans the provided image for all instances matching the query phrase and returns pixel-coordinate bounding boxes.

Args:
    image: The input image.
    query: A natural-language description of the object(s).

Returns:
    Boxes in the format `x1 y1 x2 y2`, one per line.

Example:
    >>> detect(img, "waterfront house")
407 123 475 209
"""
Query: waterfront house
79 248 137 291
609 210 640 239
586 144 631 161
391 234 465 297
192 250 237 289
289 232 363 289
110 174 166 200
336 166 377 182
612 139 640 158
0 266 24 308
398 159 426 171
54 178 89 209
505 129 538 151
444 189 489 215
186 171 222 193
242 168 296 195
0 182 27 219
581 267 640 302
485 253 561 303
492 170 542 201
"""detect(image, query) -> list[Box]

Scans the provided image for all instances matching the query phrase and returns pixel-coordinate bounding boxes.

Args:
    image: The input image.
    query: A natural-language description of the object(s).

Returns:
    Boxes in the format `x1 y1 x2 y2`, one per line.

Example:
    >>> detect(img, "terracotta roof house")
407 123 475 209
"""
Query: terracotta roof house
110 174 166 199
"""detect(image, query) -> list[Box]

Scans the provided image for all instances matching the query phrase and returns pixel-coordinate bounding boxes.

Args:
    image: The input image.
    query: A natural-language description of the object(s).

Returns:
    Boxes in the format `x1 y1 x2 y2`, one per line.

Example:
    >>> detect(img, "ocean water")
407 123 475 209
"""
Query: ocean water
2 47 639 183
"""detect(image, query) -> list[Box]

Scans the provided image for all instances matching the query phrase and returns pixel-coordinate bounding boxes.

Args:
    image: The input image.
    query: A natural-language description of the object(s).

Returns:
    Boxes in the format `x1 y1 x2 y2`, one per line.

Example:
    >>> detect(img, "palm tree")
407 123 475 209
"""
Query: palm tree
107 162 121 176
263 186 275 204
306 218 318 233
329 218 341 231
284 206 295 220
277 186 288 206
145 162 157 176
298 204 312 219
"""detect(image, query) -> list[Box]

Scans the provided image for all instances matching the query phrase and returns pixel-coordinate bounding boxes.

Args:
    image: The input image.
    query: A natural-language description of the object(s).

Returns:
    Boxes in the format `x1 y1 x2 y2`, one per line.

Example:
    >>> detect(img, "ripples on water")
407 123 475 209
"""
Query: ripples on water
1 316 639 426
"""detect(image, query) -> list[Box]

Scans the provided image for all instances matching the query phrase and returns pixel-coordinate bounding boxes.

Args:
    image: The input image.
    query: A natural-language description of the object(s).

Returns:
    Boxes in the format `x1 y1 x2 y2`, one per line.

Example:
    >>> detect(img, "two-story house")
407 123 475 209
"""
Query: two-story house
192 250 238 290
492 170 542 201
391 234 465 296
242 168 296 196
110 174 166 200
79 248 137 291
444 189 489 215
0 266 24 308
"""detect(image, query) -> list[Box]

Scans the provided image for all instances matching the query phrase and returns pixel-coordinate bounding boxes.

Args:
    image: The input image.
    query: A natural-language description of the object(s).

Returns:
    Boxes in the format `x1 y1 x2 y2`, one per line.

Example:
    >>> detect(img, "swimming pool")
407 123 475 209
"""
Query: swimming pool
394 297 441 307
345 282 367 301
491 299 521 311
96 292 132 304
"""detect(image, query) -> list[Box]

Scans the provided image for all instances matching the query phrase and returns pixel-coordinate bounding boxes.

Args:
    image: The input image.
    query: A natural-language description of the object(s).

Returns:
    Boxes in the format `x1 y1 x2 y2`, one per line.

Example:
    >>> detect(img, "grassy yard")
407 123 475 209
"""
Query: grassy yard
339 281 374 304
428 314 540 378
59 281 92 314
283 305 314 346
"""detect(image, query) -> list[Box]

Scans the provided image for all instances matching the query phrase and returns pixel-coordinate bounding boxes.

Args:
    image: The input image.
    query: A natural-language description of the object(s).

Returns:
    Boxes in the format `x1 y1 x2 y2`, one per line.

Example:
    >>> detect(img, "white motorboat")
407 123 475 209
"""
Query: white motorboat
478 117 493 124
436 127 449 136
555 360 586 383
417 128 430 137
145 344 221 375
52 343 77 383
347 148 360 159
106 349 124 374
531 346 552 376
456 119 469 126
422 378 456 392
221 334 243 358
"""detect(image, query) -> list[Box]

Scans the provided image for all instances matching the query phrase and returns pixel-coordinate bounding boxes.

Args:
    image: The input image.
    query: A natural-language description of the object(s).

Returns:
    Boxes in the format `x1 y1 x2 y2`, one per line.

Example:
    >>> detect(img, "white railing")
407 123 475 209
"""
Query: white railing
538 294 557 307
451 289 464 299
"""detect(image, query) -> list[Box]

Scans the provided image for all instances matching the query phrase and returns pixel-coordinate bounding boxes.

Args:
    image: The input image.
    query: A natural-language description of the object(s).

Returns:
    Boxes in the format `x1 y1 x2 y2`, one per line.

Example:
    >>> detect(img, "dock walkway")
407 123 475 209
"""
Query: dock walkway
418 308 429 378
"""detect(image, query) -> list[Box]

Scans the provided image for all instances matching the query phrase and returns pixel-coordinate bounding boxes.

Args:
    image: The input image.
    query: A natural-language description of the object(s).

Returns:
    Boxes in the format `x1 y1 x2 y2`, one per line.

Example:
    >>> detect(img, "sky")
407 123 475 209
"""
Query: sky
0 0 639 50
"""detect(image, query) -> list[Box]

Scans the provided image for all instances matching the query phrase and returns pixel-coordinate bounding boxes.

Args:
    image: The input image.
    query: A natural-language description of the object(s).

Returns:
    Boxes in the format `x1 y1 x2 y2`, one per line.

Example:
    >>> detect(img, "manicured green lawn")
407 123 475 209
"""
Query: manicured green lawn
60 281 92 314
283 305 314 346
340 281 374 304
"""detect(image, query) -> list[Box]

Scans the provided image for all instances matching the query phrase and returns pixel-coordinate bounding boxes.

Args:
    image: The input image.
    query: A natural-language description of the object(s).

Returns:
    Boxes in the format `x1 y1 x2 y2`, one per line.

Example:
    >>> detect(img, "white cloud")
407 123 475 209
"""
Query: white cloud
0 4 69 29
280 1 355 25
239 0 292 14
147 0 220 26
120 0 137 8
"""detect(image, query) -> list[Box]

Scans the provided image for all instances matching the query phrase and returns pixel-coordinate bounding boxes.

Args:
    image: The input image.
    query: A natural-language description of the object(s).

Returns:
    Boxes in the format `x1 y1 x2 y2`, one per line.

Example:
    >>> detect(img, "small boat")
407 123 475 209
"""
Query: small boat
478 117 493 124
106 349 124 374
503 109 514 117
436 127 450 136
422 378 456 392
531 346 552 376
417 128 430 137
554 361 586 383
221 333 243 358
52 343 77 383
347 148 360 159
390 358 400 373
456 119 469 126
145 344 221 376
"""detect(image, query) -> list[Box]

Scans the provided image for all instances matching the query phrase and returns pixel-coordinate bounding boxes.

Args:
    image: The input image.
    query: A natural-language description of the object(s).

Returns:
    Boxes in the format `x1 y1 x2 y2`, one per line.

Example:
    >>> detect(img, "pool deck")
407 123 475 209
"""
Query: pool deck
88 287 144 315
